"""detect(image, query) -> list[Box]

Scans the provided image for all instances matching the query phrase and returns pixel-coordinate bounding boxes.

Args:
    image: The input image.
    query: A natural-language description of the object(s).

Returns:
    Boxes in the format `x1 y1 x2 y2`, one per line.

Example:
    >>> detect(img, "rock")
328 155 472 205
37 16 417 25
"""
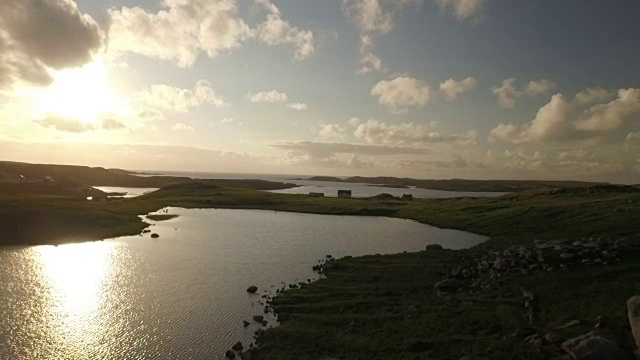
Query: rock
434 279 461 293
628 296 640 349
243 320 250 327
225 349 236 359
558 319 581 329
150 233 160 238
512 326 537 339
425 244 444 251
252 315 264 323
232 342 244 351
246 286 258 293
561 331 631 360
560 253 575 259
326 255 333 259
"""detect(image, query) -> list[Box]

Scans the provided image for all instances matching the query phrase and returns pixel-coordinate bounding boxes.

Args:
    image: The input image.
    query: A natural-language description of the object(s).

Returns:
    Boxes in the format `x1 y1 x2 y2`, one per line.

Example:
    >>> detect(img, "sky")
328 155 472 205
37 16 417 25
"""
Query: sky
1 0 639 182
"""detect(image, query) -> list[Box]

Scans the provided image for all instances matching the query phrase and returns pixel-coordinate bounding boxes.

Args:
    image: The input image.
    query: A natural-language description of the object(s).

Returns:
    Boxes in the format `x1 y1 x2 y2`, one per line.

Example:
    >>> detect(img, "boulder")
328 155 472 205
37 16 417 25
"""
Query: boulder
252 315 264 323
246 286 258 294
434 279 461 293
425 244 444 251
561 331 631 360
243 320 250 327
150 233 160 238
232 342 244 351
628 296 640 349
225 349 236 359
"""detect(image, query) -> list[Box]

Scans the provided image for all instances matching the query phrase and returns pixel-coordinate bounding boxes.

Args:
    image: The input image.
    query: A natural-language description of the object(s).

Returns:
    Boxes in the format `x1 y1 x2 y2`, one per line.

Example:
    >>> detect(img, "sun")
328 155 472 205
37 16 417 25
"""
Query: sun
30 58 126 126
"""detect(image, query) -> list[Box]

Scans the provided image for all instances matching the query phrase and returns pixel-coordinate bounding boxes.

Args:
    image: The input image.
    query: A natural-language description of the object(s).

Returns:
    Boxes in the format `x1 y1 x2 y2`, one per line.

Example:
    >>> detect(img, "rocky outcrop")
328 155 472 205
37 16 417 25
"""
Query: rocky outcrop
561 331 631 360
439 237 623 294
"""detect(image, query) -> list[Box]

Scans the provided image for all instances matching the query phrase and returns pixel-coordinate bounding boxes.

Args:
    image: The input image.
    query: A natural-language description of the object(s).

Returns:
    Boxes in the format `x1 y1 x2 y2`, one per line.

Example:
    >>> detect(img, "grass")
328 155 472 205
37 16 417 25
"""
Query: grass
2 179 640 358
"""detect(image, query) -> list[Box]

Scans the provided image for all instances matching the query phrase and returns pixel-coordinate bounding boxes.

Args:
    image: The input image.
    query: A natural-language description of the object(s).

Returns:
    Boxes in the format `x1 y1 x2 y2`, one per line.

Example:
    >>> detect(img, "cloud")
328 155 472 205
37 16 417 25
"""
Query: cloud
135 106 166 122
316 123 348 141
526 79 557 96
492 78 559 108
341 0 409 74
34 115 127 132
439 76 477 100
253 0 315 60
574 87 615 105
271 140 430 158
172 122 194 131
135 80 228 112
220 117 243 125
247 90 288 103
108 0 250 67
435 0 486 20
0 0 104 89
353 119 477 145
626 132 640 147
574 88 640 132
489 88 640 144
491 78 522 108
371 76 431 113
108 0 314 67
286 102 308 111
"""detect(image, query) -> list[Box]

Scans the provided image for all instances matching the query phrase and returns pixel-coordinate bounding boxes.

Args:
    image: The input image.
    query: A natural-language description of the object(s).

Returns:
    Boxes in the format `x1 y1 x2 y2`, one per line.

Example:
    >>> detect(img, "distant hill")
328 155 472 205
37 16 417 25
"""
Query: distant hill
0 161 296 195
306 175 607 192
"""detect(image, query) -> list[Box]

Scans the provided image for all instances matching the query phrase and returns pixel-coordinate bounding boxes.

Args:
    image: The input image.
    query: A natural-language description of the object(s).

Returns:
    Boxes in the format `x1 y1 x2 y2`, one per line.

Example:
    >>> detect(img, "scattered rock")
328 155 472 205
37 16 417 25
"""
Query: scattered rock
243 320 250 327
246 286 258 294
326 255 333 259
232 342 243 351
434 279 462 293
561 331 631 360
150 233 160 238
558 319 581 329
225 349 236 359
252 315 264 323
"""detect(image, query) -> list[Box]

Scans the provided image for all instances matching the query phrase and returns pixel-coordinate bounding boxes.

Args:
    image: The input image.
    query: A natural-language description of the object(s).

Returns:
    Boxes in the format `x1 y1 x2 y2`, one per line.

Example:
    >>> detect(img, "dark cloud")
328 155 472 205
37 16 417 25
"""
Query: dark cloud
0 0 104 89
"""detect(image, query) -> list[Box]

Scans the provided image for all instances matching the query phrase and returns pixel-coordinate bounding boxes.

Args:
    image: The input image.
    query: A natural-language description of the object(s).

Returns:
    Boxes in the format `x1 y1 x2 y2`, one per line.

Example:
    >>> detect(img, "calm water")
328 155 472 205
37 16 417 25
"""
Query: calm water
269 179 506 198
93 186 159 198
0 209 487 360
133 171 506 199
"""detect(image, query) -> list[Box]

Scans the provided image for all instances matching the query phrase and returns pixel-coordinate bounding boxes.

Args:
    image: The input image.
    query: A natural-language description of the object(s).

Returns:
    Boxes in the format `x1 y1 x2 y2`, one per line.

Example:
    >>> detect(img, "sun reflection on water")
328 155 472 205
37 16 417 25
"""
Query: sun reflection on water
35 242 115 358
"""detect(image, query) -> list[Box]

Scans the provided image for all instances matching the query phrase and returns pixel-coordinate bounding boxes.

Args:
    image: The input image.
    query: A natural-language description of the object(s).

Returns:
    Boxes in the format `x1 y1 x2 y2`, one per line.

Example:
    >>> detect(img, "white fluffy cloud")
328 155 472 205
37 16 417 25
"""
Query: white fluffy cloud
490 88 640 144
316 123 348 141
574 88 640 132
371 76 431 113
172 122 194 131
526 79 557 96
353 119 477 145
286 102 308 111
0 0 104 89
435 0 486 20
271 140 430 158
574 87 615 105
108 0 314 67
34 115 126 133
439 77 477 100
492 78 558 108
247 90 288 103
254 0 315 60
341 0 406 74
491 78 522 108
135 80 228 112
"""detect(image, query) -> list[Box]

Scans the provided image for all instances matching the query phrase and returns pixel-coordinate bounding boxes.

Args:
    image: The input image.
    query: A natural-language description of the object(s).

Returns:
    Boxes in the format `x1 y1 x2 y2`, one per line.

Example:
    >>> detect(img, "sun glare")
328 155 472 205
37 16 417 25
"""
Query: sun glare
30 58 127 126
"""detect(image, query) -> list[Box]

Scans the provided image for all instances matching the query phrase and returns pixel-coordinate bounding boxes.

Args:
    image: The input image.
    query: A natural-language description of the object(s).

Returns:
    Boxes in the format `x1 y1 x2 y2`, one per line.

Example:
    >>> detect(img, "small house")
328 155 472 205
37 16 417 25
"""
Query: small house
338 190 352 198
401 194 414 201
308 192 325 197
